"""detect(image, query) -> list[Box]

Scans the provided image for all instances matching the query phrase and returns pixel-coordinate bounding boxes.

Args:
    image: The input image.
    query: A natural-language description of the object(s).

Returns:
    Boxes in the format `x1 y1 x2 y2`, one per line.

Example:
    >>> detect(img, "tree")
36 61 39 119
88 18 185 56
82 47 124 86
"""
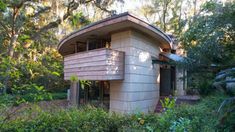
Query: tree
182 1 235 70
138 0 186 35
180 1 235 94
0 0 116 58
0 0 120 94
137 0 210 36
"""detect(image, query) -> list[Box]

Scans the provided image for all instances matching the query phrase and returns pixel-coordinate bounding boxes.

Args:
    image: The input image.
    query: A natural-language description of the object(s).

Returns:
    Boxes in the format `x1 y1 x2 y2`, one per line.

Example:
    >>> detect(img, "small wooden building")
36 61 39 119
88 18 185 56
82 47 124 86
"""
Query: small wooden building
58 12 186 114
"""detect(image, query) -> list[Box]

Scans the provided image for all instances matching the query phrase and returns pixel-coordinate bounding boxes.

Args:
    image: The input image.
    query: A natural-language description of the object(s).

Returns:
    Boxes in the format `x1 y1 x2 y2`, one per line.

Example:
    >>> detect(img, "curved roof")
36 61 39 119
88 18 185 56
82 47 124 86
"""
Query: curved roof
58 12 173 56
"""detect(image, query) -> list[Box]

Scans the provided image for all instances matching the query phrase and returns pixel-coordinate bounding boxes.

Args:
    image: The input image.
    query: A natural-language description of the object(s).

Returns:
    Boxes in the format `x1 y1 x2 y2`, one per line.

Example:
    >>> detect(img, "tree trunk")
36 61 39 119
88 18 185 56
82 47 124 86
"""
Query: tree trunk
8 34 18 57
193 0 197 16
3 34 18 94
3 73 8 94
178 1 183 35
163 10 166 32
163 1 170 32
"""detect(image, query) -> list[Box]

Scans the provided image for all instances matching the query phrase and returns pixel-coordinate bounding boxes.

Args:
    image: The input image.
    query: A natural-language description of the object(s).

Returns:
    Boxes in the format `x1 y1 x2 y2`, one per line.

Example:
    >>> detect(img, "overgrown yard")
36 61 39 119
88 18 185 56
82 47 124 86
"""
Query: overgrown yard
0 0 234 132
0 92 233 132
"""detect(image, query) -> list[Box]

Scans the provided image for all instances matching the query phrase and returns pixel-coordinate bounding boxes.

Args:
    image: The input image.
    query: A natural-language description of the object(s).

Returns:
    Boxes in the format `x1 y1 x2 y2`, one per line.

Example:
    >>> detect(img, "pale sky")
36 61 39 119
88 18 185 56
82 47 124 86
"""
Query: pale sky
112 0 231 23
111 0 151 22
117 0 144 13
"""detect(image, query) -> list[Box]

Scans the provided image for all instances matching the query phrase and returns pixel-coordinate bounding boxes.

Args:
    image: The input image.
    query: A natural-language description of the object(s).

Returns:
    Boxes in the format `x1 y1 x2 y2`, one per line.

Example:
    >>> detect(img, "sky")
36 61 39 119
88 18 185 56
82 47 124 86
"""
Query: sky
110 0 151 22
117 0 143 13
111 0 231 23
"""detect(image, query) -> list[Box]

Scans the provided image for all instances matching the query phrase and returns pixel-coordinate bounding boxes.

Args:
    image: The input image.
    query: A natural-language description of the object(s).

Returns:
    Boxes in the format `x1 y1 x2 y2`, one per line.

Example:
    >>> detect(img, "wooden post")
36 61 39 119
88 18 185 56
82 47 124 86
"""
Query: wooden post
100 82 104 105
70 81 80 107
74 44 78 53
86 40 89 51
77 81 80 105
70 82 77 106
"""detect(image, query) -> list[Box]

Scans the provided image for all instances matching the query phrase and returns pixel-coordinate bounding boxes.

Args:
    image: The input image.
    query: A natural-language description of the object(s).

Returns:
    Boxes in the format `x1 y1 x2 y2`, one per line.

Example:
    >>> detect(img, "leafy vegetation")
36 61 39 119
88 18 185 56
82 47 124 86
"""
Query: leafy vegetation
182 1 235 69
0 93 233 131
0 86 67 107
0 50 67 93
179 1 235 95
0 0 234 131
160 97 176 111
217 98 235 131
0 0 118 95
12 83 52 105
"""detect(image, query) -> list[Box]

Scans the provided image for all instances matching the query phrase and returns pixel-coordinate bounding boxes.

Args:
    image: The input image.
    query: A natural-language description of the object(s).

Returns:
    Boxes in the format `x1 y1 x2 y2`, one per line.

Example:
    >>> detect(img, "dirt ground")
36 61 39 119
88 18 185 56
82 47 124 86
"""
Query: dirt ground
1 99 69 120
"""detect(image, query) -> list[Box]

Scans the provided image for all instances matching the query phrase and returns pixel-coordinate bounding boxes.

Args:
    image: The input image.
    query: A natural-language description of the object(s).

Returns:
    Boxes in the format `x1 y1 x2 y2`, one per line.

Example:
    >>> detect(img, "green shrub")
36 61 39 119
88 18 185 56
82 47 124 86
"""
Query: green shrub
170 117 191 132
0 106 122 132
12 83 52 105
0 92 67 107
0 52 69 94
0 93 233 132
160 97 176 111
198 80 214 95
0 94 15 106
50 92 67 100
187 72 215 95
217 97 235 131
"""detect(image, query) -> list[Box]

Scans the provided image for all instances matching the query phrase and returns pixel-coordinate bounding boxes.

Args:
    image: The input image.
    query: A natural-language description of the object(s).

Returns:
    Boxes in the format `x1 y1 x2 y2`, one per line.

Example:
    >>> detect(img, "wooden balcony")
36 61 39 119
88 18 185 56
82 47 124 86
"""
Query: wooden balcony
64 48 125 80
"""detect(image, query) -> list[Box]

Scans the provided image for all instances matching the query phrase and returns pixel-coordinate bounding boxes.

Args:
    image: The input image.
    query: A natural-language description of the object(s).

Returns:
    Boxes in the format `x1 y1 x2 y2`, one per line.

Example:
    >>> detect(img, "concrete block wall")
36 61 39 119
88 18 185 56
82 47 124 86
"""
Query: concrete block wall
176 68 186 96
109 30 161 114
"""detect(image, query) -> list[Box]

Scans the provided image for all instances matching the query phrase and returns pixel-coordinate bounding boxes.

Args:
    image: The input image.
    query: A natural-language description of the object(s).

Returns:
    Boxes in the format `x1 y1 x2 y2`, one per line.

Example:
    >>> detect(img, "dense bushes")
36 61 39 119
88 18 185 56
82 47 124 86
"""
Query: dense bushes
0 84 67 106
12 83 52 104
0 93 233 132
186 72 215 95
0 106 121 132
0 50 69 105
50 92 67 100
0 49 69 94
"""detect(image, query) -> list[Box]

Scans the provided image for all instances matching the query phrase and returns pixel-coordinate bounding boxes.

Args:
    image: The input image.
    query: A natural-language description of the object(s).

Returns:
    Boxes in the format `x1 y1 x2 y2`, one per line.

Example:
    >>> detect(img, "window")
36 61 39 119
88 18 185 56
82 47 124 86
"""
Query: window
76 43 86 52
79 81 110 108
87 39 107 50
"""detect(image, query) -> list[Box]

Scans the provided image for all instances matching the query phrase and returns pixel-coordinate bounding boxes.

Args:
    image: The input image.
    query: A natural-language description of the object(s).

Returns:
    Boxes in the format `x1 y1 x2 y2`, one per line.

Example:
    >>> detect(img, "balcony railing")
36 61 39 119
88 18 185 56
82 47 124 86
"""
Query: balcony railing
64 48 125 80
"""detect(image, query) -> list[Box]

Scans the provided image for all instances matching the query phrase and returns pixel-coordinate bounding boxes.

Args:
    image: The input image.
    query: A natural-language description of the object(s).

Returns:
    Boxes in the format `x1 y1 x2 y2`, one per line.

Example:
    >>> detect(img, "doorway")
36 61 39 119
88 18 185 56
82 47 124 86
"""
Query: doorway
160 65 176 96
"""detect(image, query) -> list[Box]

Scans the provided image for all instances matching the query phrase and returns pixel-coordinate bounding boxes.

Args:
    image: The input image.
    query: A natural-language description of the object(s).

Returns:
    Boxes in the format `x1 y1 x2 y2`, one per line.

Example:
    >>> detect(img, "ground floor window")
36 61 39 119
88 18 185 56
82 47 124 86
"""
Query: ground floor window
79 81 110 109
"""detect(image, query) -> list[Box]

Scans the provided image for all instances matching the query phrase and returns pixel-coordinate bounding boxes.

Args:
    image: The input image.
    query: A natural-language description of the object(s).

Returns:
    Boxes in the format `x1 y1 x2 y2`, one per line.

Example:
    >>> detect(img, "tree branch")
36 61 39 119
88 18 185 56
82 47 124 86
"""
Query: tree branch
12 0 30 35
94 4 111 13
30 0 97 40
30 0 115 40
29 6 51 18
93 1 115 15
0 21 10 38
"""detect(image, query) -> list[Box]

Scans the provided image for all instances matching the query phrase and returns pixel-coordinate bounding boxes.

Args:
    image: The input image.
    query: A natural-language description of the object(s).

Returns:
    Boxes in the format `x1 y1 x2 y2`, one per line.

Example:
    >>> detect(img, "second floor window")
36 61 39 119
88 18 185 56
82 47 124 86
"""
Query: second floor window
88 39 106 50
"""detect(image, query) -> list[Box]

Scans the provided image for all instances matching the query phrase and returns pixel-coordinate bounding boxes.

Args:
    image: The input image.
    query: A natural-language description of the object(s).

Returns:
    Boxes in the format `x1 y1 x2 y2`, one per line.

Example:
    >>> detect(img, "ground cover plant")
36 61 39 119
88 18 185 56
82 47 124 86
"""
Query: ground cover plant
0 92 233 132
0 0 234 132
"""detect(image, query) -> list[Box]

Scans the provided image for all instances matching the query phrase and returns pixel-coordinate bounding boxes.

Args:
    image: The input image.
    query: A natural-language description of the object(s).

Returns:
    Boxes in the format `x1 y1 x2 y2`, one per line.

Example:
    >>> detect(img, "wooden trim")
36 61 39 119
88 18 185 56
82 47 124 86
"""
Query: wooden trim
74 44 78 53
58 12 172 55
64 48 107 58
64 48 125 81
